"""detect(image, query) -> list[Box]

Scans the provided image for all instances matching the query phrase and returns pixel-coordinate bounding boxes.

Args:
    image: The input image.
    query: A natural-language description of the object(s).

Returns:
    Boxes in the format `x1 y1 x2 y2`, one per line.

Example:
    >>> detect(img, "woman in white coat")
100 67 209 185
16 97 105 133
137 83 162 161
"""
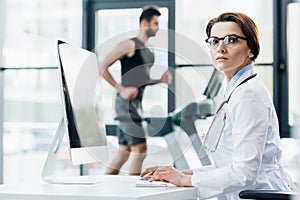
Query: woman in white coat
140 12 296 199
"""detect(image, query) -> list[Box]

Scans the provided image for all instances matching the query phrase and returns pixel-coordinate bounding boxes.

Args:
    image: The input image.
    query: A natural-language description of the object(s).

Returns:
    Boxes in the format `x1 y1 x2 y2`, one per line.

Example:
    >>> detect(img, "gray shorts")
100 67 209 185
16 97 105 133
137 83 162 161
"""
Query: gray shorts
115 94 146 146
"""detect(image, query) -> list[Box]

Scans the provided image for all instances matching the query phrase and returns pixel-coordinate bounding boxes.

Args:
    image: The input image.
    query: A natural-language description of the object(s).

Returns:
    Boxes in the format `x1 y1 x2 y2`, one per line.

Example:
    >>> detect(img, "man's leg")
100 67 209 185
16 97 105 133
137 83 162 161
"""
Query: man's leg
129 143 147 176
106 144 130 175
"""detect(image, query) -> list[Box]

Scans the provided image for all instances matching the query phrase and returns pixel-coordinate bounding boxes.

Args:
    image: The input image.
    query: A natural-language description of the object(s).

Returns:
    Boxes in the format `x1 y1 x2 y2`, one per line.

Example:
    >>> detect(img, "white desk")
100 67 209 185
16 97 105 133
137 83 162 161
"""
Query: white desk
0 175 197 200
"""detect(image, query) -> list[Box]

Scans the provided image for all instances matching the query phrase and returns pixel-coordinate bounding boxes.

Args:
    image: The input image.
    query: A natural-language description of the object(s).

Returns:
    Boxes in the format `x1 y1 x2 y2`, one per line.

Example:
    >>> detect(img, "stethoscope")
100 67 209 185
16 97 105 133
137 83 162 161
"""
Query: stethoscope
202 73 257 155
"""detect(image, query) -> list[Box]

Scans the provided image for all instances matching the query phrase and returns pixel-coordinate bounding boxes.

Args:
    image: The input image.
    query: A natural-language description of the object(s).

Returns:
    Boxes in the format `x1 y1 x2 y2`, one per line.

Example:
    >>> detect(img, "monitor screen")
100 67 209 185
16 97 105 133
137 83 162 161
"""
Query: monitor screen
57 40 108 165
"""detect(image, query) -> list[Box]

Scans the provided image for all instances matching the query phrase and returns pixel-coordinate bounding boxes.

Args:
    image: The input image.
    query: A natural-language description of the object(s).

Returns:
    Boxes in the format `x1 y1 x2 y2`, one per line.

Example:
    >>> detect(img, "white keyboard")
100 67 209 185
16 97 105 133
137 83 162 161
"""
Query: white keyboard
135 179 174 187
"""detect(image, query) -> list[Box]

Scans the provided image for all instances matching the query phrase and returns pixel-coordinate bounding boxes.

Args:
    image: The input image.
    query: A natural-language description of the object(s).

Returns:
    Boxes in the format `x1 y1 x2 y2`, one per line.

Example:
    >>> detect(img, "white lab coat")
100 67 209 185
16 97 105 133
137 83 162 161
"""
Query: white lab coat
191 68 296 200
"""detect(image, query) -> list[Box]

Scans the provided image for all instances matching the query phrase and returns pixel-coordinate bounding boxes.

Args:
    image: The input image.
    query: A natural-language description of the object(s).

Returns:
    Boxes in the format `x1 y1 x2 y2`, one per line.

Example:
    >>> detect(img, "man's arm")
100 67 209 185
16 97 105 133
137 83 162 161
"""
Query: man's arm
148 70 172 85
99 40 134 87
99 40 139 100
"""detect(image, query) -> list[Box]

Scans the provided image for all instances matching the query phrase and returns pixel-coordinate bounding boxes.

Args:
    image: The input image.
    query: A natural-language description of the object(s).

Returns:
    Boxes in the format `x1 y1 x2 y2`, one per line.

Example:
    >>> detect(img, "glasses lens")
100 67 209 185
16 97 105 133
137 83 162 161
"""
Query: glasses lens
206 37 219 48
203 101 227 152
224 35 238 47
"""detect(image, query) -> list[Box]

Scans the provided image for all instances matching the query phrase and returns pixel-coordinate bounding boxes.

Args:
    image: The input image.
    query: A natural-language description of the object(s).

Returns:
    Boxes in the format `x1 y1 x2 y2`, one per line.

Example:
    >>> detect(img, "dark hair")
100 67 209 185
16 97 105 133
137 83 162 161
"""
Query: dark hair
139 6 161 23
206 12 260 61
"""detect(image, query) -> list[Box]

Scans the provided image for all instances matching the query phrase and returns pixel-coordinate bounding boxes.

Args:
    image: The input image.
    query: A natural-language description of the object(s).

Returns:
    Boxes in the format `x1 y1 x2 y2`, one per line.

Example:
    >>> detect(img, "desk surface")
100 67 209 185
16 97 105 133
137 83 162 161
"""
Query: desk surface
0 175 196 200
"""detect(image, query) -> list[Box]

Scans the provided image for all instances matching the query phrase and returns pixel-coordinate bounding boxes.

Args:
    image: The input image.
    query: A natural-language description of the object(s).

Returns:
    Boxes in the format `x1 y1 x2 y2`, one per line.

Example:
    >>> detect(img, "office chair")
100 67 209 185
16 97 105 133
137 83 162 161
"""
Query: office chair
239 189 299 200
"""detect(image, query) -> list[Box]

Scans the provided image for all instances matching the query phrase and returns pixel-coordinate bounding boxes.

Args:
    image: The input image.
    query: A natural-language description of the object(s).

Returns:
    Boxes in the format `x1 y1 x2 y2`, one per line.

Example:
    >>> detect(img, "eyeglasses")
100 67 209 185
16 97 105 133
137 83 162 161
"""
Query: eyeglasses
205 34 247 49
201 100 227 157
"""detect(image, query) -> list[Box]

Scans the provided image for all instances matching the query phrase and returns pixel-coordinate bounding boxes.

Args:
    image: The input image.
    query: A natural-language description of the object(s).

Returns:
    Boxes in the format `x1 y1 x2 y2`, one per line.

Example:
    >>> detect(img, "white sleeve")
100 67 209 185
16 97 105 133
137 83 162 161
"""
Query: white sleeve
191 88 269 199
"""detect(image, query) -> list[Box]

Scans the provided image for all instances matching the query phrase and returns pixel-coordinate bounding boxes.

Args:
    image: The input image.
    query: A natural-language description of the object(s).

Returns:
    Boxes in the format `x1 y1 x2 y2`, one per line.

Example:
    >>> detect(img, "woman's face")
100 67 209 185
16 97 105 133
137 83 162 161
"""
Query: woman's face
209 22 253 80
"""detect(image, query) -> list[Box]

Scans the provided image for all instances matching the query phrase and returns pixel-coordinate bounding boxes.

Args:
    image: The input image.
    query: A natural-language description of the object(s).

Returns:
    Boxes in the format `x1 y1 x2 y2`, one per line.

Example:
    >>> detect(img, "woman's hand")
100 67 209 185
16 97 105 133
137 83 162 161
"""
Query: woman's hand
140 166 160 179
141 166 193 187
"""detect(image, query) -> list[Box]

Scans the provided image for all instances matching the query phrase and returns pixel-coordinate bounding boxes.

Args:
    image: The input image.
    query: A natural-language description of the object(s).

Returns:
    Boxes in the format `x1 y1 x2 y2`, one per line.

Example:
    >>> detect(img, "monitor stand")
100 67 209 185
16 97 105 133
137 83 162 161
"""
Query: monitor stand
41 118 102 184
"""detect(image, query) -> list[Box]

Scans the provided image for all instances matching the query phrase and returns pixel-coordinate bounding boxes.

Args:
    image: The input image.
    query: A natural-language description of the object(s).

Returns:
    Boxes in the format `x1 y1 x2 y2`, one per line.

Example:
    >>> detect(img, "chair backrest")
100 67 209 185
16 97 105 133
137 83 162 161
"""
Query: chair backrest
239 189 299 200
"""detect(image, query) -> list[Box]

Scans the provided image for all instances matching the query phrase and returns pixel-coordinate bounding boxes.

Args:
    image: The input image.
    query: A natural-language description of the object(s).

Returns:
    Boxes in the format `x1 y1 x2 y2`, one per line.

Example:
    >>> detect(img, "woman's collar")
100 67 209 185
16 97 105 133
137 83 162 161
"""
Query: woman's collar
224 64 255 100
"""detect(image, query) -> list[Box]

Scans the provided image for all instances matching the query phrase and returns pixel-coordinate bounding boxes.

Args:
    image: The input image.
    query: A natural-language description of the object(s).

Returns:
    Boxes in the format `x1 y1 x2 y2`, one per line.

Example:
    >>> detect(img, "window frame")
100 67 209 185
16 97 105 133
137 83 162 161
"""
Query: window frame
82 0 176 135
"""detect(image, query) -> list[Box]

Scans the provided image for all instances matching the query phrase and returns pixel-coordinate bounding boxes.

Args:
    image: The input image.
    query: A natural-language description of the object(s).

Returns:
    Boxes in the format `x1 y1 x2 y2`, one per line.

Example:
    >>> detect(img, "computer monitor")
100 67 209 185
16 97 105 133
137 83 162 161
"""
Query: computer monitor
42 40 108 183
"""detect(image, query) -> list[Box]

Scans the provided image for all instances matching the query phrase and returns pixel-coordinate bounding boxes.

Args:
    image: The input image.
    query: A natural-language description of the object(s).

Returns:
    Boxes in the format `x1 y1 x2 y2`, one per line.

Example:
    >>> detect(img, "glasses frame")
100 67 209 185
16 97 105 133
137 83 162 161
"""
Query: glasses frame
205 34 247 49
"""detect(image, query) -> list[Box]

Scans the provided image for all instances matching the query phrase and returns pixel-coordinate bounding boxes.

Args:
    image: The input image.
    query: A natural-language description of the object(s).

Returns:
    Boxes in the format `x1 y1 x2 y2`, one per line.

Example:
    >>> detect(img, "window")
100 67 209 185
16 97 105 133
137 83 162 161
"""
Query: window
287 3 300 127
95 8 169 123
2 0 82 183
175 0 274 106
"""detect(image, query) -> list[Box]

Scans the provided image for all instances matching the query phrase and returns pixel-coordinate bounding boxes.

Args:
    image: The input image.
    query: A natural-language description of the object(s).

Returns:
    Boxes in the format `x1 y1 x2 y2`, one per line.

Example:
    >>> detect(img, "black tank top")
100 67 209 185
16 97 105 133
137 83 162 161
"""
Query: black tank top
120 37 155 101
